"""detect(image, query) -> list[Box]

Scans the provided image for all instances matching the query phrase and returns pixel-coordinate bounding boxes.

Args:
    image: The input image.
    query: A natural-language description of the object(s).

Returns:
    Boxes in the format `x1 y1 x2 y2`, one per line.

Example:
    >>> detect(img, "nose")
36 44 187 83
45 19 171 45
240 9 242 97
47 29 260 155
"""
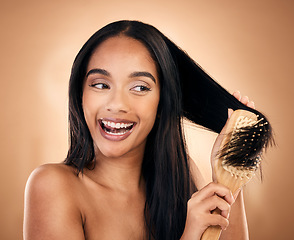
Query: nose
105 89 130 114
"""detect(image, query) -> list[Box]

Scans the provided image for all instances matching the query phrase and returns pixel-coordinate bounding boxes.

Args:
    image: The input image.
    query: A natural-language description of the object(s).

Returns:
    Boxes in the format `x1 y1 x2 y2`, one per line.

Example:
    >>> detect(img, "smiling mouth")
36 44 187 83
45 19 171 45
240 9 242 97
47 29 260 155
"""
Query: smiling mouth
99 119 135 136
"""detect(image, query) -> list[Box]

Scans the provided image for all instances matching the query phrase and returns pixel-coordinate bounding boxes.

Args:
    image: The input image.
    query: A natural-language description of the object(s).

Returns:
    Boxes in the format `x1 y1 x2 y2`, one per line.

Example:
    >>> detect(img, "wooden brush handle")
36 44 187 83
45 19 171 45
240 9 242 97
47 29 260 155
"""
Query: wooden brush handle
201 168 248 240
201 209 222 240
200 169 250 240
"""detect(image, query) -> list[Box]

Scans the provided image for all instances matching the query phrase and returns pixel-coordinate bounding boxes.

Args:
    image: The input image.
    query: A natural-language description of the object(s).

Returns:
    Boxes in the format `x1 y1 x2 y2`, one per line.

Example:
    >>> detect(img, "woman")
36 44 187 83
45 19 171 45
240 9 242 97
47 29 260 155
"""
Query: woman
24 20 271 239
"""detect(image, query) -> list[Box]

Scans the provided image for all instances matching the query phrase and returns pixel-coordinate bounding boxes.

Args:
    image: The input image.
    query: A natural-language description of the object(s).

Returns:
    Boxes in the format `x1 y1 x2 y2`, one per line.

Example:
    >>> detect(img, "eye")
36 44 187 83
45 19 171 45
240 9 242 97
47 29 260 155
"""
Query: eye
131 85 151 92
90 83 110 89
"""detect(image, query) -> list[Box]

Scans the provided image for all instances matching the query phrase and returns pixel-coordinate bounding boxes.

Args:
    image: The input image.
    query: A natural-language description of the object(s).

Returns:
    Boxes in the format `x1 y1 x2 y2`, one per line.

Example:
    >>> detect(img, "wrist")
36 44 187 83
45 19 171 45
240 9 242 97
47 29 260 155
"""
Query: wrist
180 225 201 240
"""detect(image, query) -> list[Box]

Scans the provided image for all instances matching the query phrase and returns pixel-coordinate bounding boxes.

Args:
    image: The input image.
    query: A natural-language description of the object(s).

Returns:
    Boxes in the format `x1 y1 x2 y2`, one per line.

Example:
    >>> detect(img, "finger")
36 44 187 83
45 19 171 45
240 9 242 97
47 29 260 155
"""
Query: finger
232 91 241 101
192 182 234 205
206 214 230 230
247 101 255 109
240 96 249 105
233 188 242 200
210 111 232 166
203 195 231 219
228 108 234 118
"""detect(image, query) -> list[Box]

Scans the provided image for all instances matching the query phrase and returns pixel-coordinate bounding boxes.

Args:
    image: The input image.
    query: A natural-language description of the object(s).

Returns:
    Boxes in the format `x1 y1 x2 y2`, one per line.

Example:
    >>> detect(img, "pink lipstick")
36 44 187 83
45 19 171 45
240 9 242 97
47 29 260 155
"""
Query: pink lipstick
98 118 136 141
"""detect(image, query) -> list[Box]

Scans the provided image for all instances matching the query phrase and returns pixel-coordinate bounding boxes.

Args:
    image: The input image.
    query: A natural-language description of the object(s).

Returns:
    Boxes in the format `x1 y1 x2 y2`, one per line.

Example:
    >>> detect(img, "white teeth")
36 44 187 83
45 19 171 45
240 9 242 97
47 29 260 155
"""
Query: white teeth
104 129 129 135
102 120 134 129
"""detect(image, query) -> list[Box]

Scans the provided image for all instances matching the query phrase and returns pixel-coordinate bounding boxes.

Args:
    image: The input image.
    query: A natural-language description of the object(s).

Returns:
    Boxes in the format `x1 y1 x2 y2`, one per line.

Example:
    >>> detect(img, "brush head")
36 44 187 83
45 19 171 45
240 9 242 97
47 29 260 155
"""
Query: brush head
217 110 272 179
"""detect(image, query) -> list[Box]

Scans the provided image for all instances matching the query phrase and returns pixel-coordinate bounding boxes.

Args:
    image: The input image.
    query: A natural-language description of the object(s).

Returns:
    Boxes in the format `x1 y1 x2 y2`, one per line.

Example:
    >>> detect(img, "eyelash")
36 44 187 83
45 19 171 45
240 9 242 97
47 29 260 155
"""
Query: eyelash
89 83 109 89
89 83 151 92
131 85 151 92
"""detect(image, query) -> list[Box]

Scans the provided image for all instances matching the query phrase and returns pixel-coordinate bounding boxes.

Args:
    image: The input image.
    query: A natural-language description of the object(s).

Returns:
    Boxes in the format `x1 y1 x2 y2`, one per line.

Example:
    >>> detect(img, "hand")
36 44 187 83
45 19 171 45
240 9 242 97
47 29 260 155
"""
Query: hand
232 91 255 109
210 91 256 182
180 182 235 240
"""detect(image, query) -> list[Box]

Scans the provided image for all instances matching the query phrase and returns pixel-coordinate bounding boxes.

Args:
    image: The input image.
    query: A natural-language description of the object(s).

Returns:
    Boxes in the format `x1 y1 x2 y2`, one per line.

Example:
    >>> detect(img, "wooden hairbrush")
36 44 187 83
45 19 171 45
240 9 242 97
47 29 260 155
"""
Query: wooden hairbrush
201 109 271 240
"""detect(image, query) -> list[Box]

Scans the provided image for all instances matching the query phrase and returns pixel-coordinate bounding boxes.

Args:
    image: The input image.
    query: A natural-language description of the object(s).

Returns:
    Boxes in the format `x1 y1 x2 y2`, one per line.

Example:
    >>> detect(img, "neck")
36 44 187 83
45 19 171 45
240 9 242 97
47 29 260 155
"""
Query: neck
86 148 145 193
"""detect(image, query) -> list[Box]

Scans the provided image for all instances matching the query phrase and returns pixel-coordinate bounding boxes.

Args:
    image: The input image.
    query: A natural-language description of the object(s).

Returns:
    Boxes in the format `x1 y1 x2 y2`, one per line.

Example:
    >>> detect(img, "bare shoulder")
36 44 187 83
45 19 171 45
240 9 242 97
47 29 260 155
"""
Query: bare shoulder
24 163 80 203
24 163 85 240
26 163 78 189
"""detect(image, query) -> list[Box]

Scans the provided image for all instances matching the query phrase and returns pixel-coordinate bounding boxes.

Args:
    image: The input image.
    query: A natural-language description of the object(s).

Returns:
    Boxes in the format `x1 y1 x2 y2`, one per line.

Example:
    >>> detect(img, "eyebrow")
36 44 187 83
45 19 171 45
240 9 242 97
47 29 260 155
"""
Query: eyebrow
86 68 156 83
86 68 110 78
129 71 156 83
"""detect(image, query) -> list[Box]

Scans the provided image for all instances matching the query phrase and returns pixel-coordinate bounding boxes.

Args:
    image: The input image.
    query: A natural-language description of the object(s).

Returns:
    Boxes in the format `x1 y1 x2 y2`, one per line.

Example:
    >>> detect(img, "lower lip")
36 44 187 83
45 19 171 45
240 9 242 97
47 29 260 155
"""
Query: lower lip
98 122 135 141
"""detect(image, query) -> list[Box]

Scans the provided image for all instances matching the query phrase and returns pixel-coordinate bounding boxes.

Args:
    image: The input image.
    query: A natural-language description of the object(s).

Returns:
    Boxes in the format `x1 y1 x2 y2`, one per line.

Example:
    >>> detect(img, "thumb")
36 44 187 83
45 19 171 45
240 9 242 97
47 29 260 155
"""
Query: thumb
211 108 234 181
228 108 234 118
211 108 234 160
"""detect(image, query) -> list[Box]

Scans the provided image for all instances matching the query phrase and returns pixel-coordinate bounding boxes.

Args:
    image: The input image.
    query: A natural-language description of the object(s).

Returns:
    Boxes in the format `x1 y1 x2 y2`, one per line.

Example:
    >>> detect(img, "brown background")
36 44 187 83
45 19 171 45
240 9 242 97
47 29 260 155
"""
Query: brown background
1 0 293 239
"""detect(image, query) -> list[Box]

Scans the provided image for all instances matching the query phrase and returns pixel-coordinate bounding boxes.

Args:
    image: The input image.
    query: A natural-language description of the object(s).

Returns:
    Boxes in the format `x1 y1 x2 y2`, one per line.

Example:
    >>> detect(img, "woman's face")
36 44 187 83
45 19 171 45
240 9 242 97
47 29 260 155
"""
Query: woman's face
82 36 160 160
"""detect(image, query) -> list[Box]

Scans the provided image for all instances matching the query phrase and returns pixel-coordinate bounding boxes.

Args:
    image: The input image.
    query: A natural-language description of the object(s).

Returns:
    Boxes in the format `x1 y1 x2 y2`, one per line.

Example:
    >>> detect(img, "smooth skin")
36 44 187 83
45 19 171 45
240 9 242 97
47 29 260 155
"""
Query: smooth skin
23 36 254 240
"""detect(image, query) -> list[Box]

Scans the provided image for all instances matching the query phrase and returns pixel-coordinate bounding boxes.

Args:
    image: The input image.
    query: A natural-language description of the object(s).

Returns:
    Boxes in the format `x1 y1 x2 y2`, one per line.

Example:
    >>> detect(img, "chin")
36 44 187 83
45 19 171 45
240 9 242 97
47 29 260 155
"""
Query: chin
95 144 131 159
94 138 146 160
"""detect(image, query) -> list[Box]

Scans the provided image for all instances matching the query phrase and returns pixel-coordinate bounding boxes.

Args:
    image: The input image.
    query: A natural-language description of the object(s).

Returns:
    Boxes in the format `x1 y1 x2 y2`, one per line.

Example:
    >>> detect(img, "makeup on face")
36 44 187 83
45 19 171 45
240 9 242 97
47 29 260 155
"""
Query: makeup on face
82 36 160 158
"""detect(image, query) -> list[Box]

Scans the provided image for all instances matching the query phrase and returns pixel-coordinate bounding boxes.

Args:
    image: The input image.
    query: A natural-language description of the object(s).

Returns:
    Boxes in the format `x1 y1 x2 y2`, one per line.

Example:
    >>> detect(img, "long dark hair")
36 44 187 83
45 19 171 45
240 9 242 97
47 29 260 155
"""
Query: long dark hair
64 20 273 240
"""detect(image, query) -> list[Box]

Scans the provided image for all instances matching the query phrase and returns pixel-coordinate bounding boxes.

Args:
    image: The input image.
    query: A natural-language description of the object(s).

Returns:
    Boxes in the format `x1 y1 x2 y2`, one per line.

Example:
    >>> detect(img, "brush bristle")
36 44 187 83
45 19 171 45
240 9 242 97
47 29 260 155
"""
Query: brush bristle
219 113 272 177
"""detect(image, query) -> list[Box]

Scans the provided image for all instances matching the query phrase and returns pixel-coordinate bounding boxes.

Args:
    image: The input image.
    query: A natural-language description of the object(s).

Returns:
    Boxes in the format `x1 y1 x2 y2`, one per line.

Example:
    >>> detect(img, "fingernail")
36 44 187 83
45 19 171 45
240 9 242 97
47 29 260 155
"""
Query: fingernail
233 188 241 199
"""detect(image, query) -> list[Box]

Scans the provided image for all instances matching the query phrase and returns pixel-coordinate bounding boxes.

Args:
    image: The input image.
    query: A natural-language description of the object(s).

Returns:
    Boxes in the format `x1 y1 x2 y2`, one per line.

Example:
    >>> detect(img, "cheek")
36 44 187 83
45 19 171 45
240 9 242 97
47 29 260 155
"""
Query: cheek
138 96 160 128
82 95 90 122
82 93 99 129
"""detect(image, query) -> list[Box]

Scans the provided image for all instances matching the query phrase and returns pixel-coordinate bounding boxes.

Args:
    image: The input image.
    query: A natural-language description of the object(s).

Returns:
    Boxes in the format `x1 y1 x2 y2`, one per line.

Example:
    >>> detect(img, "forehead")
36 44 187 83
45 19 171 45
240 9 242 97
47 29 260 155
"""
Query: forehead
87 36 158 76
